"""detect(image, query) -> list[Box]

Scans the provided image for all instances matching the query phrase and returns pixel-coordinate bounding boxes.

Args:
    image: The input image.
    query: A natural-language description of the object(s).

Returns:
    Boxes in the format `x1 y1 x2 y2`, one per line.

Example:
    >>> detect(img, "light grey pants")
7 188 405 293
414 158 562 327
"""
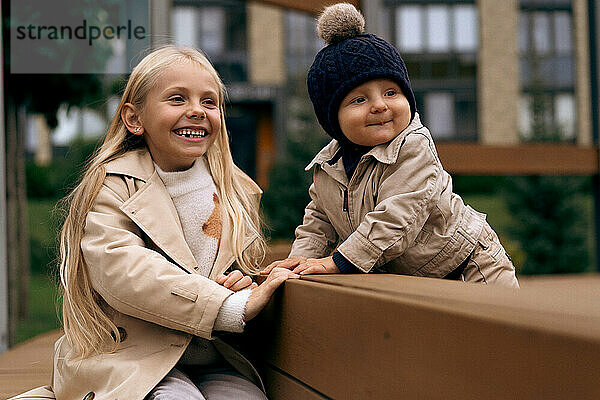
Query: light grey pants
145 367 267 400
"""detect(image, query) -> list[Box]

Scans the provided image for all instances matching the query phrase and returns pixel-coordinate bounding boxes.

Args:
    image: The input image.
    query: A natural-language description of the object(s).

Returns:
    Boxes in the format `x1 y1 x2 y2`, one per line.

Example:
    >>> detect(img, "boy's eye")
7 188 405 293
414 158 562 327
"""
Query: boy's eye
350 97 366 104
384 89 397 97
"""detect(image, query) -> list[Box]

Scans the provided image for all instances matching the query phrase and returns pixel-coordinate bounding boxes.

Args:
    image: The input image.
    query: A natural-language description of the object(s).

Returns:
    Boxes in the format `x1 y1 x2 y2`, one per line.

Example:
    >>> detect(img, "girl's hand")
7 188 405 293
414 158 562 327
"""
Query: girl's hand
216 270 258 292
260 256 307 275
293 256 340 275
244 267 299 322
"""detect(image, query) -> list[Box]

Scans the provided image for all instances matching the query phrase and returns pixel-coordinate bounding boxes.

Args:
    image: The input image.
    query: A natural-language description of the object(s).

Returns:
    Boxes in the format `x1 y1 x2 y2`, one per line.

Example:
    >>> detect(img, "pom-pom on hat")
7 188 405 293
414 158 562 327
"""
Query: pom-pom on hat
307 3 417 141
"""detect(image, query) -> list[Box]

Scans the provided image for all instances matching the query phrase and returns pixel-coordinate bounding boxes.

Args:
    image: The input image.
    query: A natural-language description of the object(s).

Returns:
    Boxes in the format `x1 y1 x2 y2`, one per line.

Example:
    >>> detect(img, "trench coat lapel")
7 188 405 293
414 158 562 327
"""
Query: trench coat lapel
210 211 235 279
120 171 199 275
108 148 260 278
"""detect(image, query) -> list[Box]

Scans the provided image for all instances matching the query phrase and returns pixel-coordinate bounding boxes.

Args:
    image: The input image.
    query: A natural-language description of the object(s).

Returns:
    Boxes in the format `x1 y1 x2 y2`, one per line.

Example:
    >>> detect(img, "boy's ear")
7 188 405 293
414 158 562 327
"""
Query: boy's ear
121 103 144 136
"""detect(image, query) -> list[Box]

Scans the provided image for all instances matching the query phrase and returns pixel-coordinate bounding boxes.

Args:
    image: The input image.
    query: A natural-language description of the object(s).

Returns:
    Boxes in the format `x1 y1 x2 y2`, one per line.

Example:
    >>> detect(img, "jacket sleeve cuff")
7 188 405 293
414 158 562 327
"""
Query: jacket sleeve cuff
337 231 384 273
332 251 361 274
213 289 252 333
289 237 332 259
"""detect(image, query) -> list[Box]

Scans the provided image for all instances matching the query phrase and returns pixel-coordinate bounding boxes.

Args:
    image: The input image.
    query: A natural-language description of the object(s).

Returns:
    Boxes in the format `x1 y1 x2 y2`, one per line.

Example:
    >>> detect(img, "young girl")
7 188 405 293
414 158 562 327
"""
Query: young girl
263 3 519 287
41 46 296 400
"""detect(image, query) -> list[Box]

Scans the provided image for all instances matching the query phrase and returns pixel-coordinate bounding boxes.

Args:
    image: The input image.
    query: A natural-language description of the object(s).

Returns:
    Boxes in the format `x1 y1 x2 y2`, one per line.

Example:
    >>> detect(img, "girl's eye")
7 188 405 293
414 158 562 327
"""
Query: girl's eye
202 98 218 107
169 95 185 102
350 97 366 104
384 89 397 97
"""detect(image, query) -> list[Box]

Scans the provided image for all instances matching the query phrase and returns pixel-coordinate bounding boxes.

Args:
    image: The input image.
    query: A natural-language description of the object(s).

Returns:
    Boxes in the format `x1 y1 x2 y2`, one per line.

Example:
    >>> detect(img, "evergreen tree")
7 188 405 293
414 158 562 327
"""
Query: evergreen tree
504 85 591 274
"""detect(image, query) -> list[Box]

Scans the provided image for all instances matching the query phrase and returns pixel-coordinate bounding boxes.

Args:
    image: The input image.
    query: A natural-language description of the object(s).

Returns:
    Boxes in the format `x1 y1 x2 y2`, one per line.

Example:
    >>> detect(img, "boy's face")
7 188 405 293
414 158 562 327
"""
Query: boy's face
337 79 411 147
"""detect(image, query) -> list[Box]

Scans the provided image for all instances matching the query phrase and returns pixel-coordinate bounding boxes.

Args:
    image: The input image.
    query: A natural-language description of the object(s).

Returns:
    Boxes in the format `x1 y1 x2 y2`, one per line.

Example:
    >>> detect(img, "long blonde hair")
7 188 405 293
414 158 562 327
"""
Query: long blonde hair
59 46 266 358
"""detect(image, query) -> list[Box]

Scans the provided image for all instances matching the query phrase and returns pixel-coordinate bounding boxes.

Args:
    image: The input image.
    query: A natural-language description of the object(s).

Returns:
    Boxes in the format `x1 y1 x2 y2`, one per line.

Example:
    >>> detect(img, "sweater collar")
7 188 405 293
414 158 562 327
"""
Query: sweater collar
154 158 214 198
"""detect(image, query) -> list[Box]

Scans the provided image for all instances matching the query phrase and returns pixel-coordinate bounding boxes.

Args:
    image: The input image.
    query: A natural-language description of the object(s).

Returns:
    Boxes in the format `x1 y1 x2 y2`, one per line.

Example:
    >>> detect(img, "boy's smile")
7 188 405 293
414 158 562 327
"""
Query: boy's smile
127 60 222 172
337 79 411 147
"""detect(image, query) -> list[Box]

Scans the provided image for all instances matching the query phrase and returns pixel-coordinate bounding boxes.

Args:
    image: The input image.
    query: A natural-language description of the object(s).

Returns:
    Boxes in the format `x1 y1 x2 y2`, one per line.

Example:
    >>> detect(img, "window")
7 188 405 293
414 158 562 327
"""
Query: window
172 7 197 48
285 11 324 78
454 5 478 52
519 0 576 141
396 6 423 52
425 92 455 139
172 1 247 82
198 7 225 54
395 3 478 55
387 0 478 141
427 6 450 52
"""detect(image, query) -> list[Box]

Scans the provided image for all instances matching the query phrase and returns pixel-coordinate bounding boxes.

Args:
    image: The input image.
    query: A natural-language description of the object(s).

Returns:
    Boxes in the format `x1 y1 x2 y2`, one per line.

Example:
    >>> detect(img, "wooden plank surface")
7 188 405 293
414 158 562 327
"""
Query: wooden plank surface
260 365 328 399
0 330 61 399
246 274 600 399
437 143 599 175
4 274 600 399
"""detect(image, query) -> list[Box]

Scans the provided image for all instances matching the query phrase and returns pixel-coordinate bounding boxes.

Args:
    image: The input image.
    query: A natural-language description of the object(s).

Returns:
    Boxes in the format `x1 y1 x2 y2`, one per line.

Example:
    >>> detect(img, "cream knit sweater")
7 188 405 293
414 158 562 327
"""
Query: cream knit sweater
155 159 251 365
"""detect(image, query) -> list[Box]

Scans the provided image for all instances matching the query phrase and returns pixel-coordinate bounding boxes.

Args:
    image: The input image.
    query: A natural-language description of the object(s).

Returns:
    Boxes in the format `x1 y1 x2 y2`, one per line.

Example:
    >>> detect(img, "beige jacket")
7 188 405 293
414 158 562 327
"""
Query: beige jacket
53 148 263 400
290 114 486 278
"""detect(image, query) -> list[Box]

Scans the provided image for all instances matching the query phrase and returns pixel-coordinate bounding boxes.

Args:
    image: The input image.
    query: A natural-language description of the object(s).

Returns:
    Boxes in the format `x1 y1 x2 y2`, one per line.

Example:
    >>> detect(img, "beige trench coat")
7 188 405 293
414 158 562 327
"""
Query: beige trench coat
52 148 263 400
290 114 486 278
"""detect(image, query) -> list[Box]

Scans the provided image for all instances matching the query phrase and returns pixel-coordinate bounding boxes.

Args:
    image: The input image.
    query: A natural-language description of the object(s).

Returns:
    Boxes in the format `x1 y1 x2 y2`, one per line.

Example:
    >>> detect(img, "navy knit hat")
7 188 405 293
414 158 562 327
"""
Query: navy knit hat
307 3 417 141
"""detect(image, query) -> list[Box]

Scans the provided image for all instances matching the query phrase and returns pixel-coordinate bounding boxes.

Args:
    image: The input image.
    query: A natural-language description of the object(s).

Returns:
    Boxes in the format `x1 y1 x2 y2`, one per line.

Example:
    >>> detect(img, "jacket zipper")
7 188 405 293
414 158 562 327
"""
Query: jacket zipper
342 188 354 230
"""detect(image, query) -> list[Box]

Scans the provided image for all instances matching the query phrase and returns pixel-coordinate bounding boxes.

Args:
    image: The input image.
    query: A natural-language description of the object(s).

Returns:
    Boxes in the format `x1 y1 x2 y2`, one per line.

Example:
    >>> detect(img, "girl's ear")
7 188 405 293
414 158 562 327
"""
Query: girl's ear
121 103 144 136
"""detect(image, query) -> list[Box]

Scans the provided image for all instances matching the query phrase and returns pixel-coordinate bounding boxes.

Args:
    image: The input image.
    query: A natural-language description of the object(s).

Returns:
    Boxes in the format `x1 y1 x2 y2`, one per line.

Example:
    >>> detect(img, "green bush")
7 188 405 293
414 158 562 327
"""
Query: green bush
27 137 100 199
16 274 61 343
27 137 100 275
453 175 506 195
503 176 592 275
501 83 594 275
262 135 326 239
28 199 62 275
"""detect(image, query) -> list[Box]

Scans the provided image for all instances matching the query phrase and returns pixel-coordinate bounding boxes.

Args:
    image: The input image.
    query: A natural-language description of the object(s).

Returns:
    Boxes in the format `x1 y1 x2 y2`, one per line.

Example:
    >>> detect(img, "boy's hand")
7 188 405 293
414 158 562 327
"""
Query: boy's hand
216 270 258 292
293 256 340 275
260 256 307 275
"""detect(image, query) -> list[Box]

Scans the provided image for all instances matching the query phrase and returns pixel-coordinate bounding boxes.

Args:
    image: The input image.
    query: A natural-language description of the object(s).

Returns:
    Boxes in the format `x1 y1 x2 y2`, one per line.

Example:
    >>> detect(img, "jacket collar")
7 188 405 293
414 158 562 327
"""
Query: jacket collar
105 147 155 182
107 147 259 277
306 113 424 171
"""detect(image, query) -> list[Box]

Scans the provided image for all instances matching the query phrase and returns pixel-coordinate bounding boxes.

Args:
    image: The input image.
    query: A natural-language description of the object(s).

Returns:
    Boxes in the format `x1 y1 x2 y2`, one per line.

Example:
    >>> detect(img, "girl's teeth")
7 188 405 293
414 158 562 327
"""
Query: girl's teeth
175 129 207 138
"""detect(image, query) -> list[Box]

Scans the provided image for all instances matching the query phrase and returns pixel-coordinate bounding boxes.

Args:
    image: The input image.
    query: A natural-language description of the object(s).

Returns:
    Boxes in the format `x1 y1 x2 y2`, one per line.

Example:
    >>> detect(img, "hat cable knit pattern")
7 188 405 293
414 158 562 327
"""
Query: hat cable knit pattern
307 3 416 141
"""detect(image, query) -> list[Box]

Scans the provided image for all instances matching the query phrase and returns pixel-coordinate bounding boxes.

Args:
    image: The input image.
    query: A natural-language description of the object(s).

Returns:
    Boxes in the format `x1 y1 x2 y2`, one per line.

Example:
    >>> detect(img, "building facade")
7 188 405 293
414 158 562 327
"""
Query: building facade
33 0 594 180
163 0 593 180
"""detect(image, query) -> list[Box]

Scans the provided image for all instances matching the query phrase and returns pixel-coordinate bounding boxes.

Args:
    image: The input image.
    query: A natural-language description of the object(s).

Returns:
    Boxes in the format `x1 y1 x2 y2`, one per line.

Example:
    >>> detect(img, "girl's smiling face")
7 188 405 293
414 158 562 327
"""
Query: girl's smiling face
337 79 411 147
130 61 222 172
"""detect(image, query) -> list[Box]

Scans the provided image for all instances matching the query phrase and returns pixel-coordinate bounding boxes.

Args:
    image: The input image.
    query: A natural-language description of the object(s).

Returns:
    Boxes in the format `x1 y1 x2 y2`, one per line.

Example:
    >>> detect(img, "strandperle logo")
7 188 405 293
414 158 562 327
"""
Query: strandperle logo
15 19 146 46
10 0 151 74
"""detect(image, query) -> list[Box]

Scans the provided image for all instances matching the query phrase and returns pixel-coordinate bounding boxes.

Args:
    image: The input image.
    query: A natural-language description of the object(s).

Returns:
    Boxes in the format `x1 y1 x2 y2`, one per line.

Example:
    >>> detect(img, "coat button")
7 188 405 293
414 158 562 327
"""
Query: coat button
117 326 127 342
111 327 127 343
83 392 95 400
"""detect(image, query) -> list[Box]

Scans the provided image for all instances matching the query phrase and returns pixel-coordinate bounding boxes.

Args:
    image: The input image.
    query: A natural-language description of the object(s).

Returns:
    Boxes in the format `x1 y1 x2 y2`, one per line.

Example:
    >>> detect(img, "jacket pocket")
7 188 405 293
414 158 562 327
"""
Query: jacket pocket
477 231 501 261
171 286 198 302
414 228 431 245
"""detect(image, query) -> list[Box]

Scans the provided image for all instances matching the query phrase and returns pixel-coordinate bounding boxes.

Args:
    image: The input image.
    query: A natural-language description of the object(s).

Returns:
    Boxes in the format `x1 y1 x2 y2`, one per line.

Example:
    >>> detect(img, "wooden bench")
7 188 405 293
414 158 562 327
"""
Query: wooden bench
3 274 600 399
0 330 61 399
246 274 600 399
